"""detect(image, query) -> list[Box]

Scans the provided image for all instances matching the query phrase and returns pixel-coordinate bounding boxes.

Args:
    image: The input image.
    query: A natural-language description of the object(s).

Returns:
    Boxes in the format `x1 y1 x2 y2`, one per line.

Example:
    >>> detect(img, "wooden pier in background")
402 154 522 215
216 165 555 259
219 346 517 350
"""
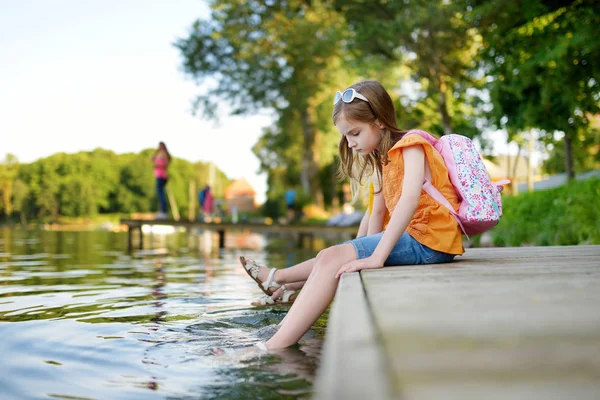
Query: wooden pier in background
120 218 358 252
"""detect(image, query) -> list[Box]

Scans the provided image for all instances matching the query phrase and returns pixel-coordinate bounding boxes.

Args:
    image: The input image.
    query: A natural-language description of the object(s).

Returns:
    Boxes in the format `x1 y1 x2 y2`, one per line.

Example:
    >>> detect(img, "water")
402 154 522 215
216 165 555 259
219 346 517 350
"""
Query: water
0 227 332 399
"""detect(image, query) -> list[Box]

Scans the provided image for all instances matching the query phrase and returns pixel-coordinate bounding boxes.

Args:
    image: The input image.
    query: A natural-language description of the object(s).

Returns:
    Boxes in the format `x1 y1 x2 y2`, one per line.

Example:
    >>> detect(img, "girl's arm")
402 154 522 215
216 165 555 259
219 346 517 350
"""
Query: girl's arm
366 180 386 235
357 173 385 238
336 145 425 277
356 210 369 238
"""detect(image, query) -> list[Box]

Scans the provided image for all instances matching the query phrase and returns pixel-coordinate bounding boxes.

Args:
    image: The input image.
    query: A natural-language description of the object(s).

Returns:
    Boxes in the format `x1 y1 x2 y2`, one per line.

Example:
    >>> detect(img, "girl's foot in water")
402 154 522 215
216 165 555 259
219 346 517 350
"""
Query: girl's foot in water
211 342 268 358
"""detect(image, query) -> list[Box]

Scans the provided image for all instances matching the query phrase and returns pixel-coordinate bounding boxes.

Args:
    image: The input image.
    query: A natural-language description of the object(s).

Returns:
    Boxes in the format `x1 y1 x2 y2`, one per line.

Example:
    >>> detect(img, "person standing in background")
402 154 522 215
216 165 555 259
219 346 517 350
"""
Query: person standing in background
199 185 215 222
284 187 297 223
152 142 171 219
203 185 215 221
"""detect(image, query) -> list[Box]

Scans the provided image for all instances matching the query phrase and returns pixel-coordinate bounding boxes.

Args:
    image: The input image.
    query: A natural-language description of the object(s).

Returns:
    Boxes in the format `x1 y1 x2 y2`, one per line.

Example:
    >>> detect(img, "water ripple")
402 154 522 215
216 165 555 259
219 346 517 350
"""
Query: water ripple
0 229 330 399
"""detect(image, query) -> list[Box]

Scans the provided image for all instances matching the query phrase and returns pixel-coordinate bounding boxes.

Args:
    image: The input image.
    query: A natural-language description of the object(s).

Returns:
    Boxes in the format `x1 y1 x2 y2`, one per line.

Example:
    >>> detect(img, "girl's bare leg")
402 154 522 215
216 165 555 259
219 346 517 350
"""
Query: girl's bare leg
265 243 357 349
275 257 316 283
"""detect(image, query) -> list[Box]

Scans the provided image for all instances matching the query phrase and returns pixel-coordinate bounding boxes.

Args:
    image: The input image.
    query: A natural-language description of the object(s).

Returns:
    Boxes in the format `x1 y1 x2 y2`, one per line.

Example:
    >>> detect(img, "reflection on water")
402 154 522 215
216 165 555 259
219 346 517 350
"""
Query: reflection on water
0 227 336 399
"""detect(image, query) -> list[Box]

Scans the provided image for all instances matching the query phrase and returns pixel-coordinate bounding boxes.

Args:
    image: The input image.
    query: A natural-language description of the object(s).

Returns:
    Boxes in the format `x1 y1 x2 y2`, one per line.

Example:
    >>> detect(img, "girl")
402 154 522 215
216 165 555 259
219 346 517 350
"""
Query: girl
152 142 171 219
242 80 463 350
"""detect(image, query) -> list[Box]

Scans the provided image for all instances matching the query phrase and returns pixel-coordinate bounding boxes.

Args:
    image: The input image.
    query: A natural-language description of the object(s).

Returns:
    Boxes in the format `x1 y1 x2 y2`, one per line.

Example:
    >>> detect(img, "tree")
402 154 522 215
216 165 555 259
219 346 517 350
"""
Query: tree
175 0 351 206
473 0 600 179
0 154 19 218
542 126 600 174
8 149 231 221
11 179 29 224
335 0 484 137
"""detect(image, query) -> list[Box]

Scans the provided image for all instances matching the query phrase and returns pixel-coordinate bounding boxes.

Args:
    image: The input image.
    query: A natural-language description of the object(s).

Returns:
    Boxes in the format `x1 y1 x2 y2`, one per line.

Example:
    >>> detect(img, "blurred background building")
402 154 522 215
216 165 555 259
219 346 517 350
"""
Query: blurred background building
224 178 257 214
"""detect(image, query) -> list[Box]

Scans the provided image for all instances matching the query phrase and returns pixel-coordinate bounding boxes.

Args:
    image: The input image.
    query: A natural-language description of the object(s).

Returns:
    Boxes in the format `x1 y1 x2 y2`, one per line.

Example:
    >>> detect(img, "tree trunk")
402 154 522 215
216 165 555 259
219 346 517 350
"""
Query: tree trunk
300 108 324 207
2 183 13 217
527 131 535 192
564 132 575 181
437 78 453 135
509 143 522 195
512 143 521 180
331 163 338 212
427 35 453 136
506 146 512 178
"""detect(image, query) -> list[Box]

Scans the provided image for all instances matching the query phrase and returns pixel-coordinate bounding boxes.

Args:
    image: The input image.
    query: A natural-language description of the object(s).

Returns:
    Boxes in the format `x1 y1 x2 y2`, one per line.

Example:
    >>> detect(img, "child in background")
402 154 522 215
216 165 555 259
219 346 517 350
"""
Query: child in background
284 187 297 223
199 185 214 222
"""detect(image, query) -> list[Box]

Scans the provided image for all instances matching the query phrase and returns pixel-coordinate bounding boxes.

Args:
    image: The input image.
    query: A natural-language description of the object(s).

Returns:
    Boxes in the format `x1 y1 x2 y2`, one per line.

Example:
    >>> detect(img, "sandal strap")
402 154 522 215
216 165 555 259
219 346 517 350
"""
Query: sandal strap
264 268 281 291
256 295 275 305
280 284 296 302
242 258 261 279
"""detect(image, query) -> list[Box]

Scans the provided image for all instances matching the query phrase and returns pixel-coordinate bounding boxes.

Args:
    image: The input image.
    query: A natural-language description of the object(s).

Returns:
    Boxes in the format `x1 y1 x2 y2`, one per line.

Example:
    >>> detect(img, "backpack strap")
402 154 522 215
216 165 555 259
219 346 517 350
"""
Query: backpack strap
404 129 473 239
422 179 470 241
494 179 511 192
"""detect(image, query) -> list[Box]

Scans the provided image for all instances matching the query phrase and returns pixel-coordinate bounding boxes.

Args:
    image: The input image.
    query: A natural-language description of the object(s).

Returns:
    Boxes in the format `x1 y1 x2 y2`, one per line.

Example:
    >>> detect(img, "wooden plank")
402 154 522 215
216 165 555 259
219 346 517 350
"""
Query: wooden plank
314 273 395 400
358 245 600 400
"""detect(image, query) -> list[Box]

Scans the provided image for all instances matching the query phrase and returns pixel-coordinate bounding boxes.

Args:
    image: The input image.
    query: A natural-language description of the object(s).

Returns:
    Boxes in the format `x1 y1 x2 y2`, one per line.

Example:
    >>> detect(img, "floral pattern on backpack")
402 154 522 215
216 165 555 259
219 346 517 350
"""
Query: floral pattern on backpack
407 130 510 238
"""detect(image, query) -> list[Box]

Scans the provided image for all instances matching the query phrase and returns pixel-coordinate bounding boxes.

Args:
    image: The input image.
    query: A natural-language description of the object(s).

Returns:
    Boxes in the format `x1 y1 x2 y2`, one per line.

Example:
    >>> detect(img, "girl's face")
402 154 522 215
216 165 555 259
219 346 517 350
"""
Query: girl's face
336 116 382 155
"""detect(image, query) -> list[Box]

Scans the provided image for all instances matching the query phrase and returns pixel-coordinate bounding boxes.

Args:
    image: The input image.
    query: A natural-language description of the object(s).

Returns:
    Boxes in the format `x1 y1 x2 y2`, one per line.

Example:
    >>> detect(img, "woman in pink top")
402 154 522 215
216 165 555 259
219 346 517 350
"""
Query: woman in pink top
152 142 171 218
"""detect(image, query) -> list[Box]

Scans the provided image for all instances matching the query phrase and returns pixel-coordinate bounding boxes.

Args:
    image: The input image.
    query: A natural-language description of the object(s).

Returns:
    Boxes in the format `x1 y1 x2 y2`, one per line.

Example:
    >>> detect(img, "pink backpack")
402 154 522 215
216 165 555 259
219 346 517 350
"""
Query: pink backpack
406 130 510 239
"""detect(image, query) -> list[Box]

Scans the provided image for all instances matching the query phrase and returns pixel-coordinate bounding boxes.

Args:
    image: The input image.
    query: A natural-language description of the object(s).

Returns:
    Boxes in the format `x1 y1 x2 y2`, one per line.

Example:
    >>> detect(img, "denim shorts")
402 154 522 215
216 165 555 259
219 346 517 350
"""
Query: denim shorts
345 232 456 266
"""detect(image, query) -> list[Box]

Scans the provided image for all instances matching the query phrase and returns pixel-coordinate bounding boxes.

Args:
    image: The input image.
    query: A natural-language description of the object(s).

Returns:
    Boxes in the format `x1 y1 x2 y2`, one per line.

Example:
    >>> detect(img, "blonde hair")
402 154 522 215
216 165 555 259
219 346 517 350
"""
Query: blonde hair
334 80 406 202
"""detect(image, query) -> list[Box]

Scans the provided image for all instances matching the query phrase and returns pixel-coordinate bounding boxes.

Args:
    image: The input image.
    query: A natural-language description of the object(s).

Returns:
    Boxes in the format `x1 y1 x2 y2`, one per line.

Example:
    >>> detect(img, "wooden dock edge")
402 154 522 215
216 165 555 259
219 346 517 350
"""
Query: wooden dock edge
313 272 396 400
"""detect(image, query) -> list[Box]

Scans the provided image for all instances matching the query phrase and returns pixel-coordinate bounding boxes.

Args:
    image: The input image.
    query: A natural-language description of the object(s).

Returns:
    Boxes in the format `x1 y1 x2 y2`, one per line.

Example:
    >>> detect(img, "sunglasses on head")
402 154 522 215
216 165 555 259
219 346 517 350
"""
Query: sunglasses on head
333 88 369 105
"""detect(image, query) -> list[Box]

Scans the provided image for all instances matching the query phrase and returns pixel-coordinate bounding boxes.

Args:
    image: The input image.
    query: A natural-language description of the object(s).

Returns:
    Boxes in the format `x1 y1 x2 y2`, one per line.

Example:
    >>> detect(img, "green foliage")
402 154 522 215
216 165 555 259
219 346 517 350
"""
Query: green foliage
473 0 600 176
491 178 600 246
169 0 599 214
260 197 284 220
176 0 353 203
0 150 231 222
0 154 19 216
176 0 401 207
542 127 600 174
336 0 485 137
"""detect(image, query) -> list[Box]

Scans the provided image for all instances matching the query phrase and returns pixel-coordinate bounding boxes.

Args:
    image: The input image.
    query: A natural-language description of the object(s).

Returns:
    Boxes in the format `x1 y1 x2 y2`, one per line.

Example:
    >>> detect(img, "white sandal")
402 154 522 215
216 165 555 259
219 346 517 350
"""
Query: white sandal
251 284 298 307
251 295 277 306
240 256 281 296
279 284 297 304
263 267 282 294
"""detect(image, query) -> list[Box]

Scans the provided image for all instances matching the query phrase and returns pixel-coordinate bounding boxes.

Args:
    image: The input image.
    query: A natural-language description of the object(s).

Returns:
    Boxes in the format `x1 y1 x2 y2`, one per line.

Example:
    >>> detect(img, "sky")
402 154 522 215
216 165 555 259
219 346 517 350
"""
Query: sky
0 0 273 203
0 0 539 207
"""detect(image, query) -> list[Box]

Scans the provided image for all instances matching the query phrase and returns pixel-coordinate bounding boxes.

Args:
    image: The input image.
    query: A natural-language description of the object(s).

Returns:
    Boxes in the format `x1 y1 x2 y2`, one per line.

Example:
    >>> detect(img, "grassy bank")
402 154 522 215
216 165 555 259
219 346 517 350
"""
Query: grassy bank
491 178 600 246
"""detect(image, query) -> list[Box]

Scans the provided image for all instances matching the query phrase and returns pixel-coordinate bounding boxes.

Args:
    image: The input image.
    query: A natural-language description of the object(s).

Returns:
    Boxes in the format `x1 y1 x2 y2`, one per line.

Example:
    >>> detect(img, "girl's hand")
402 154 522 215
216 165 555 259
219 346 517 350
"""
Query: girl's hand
335 256 383 278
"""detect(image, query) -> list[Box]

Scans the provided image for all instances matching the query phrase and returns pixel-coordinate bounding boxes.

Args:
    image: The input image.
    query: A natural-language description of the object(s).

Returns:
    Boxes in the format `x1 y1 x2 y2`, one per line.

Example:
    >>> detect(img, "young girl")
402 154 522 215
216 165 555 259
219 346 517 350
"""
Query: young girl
152 142 171 219
241 80 463 350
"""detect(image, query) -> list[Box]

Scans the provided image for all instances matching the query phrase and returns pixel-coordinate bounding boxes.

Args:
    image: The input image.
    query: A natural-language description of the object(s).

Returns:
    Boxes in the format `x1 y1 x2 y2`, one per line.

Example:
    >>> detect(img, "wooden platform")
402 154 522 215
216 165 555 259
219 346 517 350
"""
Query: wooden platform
120 218 358 252
314 245 600 400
